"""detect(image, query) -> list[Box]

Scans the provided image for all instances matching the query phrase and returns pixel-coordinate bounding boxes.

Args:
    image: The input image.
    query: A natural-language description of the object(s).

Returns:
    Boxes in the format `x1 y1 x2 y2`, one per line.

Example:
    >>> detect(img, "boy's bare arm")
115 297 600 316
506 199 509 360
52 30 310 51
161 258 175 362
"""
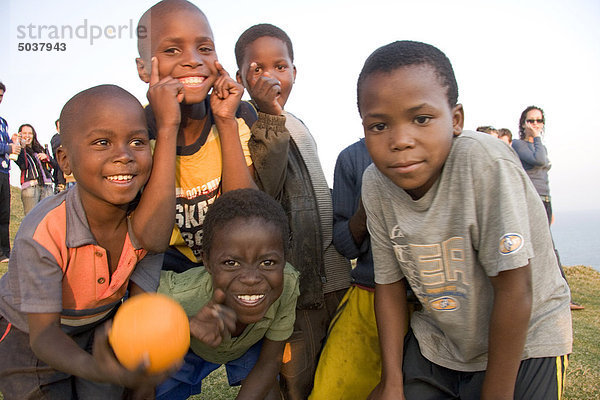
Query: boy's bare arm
131 57 179 252
482 265 532 400
210 61 257 192
236 338 285 400
27 313 174 389
368 280 408 400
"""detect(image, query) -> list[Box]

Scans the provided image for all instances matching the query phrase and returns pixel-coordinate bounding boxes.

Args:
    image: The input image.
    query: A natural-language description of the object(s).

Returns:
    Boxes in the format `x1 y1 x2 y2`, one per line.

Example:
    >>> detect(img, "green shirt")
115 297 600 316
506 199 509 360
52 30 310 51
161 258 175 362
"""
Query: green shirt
158 263 300 364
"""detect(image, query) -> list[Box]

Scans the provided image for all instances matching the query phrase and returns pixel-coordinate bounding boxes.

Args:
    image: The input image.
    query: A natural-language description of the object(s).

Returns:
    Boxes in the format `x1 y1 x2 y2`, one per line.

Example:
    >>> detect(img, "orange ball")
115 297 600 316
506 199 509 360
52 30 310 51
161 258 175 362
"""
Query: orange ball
109 293 190 373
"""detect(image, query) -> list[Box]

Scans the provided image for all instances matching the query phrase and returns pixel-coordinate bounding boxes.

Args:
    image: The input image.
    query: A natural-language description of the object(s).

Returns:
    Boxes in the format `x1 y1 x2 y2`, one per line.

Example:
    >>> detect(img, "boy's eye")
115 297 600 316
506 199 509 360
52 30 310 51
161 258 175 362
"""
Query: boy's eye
275 65 287 72
163 47 179 54
260 260 276 268
224 259 240 267
368 123 387 132
414 116 432 125
130 138 148 147
93 139 109 146
198 46 213 53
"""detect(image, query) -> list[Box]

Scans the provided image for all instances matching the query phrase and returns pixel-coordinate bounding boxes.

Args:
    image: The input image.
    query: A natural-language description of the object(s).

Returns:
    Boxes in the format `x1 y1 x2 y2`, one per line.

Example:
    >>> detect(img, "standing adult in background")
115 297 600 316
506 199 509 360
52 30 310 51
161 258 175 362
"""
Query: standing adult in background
0 82 20 262
50 119 67 193
512 105 584 310
14 124 54 215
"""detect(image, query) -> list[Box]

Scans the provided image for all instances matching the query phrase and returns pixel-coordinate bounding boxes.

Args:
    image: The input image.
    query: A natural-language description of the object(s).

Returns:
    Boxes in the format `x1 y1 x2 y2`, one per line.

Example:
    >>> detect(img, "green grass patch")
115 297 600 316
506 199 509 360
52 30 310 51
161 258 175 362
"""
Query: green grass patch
0 187 598 399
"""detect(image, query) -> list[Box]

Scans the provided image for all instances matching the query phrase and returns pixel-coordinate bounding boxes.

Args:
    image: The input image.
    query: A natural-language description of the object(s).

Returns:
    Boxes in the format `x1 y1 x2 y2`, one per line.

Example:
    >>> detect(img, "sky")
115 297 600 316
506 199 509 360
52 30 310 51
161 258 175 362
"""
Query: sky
1 0 599 213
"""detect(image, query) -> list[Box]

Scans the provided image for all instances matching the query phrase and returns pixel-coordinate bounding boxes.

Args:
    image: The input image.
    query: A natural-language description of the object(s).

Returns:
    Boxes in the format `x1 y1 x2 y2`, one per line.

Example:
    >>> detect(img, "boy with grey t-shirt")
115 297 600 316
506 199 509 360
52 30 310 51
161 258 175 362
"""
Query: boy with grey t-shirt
358 41 571 400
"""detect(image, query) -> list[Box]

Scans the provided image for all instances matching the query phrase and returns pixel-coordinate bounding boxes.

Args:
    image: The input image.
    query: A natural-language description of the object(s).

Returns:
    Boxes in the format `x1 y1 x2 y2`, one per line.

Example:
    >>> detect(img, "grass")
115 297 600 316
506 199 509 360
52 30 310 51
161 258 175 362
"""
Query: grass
1 186 598 399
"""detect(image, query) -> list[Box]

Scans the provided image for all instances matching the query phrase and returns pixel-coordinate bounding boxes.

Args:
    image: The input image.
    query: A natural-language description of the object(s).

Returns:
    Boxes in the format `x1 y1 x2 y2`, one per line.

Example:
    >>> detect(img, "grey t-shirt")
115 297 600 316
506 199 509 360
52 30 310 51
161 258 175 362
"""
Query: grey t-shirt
363 130 572 372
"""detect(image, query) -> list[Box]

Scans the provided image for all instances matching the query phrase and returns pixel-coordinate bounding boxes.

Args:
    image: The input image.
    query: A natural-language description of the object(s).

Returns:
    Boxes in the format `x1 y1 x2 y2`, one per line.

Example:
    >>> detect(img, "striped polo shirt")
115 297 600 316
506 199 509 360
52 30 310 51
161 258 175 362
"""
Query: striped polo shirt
0 187 163 334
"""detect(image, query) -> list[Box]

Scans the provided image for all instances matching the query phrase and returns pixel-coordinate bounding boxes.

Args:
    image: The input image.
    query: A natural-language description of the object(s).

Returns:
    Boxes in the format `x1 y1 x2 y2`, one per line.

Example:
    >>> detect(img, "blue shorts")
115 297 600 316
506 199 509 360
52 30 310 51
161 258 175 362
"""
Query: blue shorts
156 339 263 400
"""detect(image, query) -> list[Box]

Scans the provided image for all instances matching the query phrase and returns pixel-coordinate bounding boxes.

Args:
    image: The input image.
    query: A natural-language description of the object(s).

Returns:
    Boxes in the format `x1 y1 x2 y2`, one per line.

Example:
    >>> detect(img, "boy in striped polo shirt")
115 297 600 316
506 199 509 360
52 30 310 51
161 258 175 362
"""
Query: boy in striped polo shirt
0 82 180 399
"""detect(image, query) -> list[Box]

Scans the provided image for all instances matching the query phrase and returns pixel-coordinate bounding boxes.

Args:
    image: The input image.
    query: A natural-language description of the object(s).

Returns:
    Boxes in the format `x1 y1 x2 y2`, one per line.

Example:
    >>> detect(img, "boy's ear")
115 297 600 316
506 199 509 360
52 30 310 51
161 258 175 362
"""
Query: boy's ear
136 57 151 83
56 146 72 176
236 70 243 86
452 104 464 136
292 65 297 83
201 251 213 274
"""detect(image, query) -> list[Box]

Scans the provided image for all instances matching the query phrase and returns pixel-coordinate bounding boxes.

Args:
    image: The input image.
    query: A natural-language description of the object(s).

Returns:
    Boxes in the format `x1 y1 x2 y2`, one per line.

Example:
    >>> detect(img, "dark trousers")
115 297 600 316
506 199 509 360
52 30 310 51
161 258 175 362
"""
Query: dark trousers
402 330 567 400
0 173 10 257
0 316 124 400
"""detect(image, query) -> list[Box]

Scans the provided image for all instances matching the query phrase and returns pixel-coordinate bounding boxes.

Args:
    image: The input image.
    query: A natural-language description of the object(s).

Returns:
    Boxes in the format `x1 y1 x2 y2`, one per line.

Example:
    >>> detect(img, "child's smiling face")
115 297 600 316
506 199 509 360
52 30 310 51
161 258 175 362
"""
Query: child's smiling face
360 64 463 200
58 93 152 208
137 7 218 105
204 217 285 326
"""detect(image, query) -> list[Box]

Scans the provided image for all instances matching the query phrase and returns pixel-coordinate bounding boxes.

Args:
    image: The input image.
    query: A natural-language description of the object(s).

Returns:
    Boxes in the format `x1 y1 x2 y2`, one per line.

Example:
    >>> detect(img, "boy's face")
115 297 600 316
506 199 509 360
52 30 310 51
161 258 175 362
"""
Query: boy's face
360 65 463 200
237 36 296 109
57 97 152 208
136 9 218 105
204 217 285 325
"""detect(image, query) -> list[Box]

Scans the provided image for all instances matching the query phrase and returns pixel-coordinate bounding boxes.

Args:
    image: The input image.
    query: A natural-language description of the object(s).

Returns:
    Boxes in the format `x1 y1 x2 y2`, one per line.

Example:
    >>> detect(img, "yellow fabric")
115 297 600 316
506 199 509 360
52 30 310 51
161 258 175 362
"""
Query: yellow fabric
309 286 381 400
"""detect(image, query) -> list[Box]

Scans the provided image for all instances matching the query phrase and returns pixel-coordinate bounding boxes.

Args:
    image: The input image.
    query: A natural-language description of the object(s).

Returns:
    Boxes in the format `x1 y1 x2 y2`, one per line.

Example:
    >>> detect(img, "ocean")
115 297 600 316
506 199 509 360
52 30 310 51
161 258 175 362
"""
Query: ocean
551 209 600 272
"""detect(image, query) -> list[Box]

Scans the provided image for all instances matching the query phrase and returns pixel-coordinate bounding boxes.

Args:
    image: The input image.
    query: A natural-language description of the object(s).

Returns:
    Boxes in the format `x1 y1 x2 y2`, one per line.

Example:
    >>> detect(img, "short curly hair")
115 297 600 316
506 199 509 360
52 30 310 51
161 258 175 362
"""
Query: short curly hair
234 23 294 69
357 40 458 113
202 189 290 258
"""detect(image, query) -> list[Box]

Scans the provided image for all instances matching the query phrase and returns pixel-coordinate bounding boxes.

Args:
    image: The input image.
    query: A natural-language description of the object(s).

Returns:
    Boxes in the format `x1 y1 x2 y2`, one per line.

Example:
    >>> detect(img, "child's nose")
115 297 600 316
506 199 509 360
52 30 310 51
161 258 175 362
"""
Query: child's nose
389 129 415 151
113 144 134 163
182 48 204 68
238 268 262 285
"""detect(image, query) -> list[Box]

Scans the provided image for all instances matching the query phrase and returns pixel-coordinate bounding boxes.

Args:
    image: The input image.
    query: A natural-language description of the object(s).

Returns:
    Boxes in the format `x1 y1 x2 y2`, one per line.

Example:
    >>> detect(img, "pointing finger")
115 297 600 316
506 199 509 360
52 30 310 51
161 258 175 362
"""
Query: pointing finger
150 57 160 86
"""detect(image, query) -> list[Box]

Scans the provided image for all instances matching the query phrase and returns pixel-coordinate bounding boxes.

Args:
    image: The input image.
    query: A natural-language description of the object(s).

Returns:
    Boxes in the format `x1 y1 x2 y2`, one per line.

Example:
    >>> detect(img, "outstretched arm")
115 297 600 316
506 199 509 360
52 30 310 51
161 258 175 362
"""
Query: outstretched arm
481 265 532 400
131 57 179 252
27 313 173 390
236 338 285 400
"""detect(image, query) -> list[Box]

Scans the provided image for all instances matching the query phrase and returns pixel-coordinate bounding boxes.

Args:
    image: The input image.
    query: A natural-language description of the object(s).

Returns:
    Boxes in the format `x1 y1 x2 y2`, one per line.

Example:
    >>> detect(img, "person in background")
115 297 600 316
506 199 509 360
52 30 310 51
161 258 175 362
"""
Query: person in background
476 125 498 137
50 119 69 193
512 105 583 310
310 138 380 399
498 127 513 145
14 124 55 215
0 82 19 263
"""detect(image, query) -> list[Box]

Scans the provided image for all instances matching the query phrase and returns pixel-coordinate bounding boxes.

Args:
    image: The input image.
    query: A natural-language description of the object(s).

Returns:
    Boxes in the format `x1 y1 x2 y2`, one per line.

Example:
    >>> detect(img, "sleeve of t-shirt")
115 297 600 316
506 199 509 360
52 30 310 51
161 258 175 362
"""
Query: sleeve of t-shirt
362 166 405 285
129 252 164 292
11 235 64 314
265 264 300 342
472 147 538 275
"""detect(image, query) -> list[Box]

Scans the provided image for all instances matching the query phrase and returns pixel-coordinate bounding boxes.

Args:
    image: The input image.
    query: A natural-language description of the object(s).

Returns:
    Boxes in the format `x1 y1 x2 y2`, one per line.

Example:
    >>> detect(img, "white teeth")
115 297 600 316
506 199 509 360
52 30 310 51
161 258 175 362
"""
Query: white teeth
107 175 133 181
179 77 205 85
237 294 265 303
